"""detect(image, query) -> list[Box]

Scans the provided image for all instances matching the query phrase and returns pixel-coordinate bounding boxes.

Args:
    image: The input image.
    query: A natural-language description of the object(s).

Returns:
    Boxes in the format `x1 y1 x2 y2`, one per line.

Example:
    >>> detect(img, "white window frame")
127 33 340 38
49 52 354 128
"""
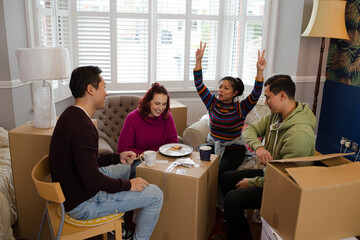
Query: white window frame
26 0 278 94
25 0 72 102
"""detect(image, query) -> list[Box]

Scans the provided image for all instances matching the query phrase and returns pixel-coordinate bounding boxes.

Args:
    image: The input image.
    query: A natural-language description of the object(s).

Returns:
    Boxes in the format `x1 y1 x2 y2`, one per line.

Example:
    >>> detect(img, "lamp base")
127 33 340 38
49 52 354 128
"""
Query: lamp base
32 81 56 128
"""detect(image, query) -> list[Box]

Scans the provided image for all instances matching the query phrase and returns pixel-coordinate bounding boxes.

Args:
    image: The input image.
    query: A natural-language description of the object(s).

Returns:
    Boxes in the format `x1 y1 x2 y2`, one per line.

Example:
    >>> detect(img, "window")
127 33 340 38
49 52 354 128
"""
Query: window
30 0 270 92
33 0 72 101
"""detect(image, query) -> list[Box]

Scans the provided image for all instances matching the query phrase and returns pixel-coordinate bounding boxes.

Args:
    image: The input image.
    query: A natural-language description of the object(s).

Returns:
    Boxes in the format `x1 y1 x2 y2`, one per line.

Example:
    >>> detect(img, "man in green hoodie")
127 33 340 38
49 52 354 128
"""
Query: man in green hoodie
218 74 316 240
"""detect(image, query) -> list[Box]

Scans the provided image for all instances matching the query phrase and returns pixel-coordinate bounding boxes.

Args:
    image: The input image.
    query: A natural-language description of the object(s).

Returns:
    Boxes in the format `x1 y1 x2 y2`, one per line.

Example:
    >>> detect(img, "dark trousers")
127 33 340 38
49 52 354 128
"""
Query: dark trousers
201 144 246 176
130 159 142 179
219 169 264 240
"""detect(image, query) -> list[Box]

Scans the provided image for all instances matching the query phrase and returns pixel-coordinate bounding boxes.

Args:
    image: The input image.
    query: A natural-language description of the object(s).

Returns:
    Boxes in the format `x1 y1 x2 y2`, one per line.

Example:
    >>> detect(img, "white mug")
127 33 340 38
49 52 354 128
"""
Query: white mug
140 150 156 167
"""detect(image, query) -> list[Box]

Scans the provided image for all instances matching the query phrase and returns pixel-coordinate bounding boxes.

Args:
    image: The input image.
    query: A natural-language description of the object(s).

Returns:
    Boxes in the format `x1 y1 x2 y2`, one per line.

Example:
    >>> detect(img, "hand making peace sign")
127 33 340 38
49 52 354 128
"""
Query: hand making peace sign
257 49 266 71
196 41 207 61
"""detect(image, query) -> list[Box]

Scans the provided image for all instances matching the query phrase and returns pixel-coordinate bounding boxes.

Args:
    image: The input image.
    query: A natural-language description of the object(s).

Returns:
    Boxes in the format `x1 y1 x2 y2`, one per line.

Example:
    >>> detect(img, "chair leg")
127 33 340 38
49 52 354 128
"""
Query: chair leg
115 222 122 240
37 207 47 240
103 233 108 240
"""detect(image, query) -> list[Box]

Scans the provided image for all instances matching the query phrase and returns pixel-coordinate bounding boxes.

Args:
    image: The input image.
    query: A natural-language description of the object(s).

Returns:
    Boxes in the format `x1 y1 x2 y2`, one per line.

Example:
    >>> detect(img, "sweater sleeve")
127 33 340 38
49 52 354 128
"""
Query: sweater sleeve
247 169 265 188
165 112 179 144
117 111 143 155
97 152 121 167
193 68 217 110
242 113 271 151
73 121 131 193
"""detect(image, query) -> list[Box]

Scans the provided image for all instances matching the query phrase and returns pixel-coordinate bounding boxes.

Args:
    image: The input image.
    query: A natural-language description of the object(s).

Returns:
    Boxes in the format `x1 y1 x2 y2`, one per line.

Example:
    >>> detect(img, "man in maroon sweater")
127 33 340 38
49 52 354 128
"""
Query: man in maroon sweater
49 66 163 240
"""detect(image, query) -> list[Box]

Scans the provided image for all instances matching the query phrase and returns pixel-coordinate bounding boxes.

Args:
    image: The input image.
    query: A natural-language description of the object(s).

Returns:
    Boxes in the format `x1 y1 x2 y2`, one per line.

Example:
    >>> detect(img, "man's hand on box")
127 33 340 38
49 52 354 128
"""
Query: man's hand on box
255 147 273 166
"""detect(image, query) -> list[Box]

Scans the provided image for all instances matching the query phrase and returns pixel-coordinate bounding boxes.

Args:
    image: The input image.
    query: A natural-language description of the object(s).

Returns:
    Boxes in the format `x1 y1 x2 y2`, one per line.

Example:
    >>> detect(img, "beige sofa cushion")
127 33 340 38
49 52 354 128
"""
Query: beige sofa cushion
183 117 209 150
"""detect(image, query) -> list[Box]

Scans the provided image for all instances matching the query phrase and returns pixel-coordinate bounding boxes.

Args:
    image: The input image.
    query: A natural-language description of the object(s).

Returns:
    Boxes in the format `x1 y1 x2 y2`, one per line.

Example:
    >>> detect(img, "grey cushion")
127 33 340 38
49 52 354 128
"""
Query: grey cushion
93 95 140 153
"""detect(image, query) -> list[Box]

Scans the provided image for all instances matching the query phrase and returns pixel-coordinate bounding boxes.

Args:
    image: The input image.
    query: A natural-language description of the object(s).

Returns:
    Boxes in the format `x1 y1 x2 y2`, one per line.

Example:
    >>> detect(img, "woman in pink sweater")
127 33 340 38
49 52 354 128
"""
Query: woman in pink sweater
118 83 178 178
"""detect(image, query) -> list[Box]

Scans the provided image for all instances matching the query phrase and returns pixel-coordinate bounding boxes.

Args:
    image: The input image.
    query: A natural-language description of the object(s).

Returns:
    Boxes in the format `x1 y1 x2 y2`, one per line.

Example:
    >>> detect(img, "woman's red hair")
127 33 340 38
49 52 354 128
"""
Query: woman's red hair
138 83 170 120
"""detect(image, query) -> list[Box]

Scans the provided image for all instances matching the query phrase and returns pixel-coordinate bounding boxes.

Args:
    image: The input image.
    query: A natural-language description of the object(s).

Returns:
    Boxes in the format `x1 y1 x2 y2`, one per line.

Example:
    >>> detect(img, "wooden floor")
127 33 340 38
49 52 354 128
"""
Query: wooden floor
12 208 262 240
119 208 261 240
12 212 360 240
207 208 262 240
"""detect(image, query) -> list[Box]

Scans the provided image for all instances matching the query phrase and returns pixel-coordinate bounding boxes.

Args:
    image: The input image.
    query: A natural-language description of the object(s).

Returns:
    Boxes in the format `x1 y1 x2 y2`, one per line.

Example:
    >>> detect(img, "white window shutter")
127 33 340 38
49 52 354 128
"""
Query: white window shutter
156 19 186 82
37 0 71 99
223 0 266 85
117 18 149 83
31 0 270 91
77 16 111 82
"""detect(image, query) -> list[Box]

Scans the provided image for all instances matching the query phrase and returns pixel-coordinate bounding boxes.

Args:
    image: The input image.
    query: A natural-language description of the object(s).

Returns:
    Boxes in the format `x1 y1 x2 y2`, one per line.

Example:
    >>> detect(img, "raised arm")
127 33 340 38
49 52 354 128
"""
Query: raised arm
194 41 216 110
195 41 206 70
239 49 266 116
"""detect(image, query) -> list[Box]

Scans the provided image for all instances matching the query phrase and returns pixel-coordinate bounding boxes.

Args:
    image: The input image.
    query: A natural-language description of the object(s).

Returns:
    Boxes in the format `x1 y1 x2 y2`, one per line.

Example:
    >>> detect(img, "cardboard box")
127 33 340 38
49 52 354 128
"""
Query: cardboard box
170 99 188 137
261 217 358 240
9 123 54 240
136 151 219 240
261 217 283 240
261 153 360 240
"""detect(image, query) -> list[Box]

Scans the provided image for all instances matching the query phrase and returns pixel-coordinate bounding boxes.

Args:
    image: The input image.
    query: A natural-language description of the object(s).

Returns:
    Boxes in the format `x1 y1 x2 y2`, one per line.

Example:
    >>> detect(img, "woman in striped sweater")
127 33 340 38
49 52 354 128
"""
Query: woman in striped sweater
194 41 266 176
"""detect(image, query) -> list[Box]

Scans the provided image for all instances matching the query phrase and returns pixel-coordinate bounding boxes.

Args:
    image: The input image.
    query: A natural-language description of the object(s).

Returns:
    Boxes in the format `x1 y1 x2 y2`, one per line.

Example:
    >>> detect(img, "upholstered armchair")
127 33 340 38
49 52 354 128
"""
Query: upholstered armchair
93 95 140 153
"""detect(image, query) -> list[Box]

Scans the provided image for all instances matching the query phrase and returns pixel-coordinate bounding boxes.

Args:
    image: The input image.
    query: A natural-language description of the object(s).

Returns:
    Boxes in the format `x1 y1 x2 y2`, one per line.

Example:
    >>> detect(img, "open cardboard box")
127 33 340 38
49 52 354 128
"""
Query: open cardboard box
261 153 360 240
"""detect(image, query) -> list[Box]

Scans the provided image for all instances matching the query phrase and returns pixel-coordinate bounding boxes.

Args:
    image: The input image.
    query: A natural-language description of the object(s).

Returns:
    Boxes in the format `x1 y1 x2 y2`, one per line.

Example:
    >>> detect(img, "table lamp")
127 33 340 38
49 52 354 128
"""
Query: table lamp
301 0 350 116
16 47 71 128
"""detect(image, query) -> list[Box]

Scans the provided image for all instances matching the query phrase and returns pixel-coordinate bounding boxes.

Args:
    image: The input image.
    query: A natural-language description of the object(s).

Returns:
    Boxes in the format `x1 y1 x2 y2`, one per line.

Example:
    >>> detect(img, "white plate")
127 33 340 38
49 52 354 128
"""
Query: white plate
159 143 193 157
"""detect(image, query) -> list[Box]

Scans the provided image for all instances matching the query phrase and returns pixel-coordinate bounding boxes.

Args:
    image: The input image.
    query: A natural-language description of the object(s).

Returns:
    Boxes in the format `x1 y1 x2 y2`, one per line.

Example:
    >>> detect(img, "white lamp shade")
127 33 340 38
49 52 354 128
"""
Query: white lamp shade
16 47 71 83
302 0 350 40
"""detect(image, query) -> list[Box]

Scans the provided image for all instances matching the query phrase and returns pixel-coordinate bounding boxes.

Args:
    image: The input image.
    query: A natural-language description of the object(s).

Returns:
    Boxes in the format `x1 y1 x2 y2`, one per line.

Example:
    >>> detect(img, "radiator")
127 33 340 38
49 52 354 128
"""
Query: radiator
174 98 208 126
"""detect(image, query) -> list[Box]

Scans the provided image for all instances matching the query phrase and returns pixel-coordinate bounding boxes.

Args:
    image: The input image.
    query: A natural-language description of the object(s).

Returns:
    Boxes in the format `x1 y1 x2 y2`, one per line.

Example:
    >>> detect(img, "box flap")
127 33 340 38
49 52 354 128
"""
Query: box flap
271 152 353 163
286 162 360 189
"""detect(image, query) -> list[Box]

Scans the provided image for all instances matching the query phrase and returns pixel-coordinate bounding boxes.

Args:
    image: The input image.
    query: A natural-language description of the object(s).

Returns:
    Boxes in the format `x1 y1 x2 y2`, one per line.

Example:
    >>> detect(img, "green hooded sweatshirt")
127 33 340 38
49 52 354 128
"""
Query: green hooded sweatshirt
242 101 316 187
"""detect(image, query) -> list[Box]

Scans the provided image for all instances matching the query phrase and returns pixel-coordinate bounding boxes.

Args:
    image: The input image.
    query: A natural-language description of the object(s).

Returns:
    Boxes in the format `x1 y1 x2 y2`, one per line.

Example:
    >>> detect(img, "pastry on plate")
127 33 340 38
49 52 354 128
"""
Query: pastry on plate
169 145 183 151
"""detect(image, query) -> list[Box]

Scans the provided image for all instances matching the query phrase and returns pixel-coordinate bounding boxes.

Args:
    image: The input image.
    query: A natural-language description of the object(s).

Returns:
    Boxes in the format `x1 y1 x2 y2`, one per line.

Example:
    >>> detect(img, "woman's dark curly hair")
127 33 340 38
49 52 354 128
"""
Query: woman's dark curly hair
138 83 170 120
219 76 245 97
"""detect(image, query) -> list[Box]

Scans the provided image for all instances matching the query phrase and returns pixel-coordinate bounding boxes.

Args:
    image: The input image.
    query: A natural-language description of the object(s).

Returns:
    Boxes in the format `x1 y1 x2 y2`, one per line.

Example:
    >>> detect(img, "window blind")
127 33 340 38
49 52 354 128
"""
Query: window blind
32 0 270 92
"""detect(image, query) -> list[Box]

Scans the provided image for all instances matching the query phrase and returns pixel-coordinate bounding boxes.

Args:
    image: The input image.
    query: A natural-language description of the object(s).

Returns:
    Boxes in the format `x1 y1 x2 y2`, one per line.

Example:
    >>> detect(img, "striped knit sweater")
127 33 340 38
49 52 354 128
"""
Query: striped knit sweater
194 69 264 143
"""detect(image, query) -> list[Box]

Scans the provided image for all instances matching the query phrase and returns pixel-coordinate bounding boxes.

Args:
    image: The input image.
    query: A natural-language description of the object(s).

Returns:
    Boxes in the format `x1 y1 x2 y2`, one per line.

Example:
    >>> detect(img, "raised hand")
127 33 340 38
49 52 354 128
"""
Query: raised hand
257 49 266 71
196 41 206 61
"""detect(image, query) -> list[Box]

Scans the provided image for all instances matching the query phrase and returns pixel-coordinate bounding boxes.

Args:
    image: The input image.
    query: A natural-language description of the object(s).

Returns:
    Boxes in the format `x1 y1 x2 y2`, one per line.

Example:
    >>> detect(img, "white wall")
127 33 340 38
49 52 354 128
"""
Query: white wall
0 0 73 130
0 0 323 130
271 0 325 122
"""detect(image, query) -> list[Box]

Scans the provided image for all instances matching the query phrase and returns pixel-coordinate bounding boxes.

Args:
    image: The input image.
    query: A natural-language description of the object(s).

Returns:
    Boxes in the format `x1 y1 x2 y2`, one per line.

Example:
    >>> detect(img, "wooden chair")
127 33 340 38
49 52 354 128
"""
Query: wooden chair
31 155 124 240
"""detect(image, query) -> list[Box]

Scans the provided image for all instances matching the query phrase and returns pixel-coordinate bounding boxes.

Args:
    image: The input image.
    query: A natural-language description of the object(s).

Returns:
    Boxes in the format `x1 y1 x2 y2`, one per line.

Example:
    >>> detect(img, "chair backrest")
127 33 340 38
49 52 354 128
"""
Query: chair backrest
31 155 65 204
93 95 140 152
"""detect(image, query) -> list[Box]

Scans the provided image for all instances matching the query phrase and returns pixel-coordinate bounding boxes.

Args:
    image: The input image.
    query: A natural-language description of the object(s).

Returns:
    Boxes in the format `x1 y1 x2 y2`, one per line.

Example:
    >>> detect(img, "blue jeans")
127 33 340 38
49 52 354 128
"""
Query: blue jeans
67 164 163 240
